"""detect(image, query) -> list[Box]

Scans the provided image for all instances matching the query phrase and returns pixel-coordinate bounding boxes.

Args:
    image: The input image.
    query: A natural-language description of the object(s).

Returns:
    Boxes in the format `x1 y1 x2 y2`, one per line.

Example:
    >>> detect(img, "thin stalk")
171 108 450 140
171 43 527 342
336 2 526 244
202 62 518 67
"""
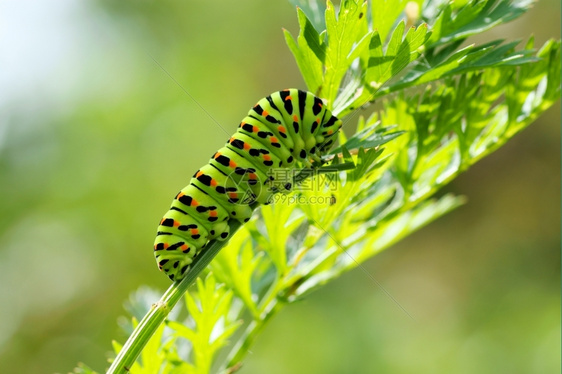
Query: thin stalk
107 219 245 374
225 298 285 372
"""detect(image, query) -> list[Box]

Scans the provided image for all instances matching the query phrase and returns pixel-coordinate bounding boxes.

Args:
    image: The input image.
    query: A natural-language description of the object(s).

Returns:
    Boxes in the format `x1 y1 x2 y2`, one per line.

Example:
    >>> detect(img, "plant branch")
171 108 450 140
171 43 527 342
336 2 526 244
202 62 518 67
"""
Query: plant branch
106 218 246 374
225 297 286 372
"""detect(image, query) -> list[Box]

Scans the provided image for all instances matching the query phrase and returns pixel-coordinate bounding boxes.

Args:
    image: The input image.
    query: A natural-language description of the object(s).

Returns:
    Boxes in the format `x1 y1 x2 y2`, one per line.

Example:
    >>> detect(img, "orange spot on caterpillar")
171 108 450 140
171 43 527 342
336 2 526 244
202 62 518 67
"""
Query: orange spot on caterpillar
293 115 298 122
229 160 236 168
239 121 245 127
191 199 199 206
243 143 251 150
163 243 169 249
316 118 320 123
228 192 237 199
215 152 221 158
278 125 286 133
263 154 271 161
196 171 204 178
211 179 218 187
328 130 333 135
173 220 180 227
262 110 269 117
209 210 218 217
270 136 278 143
190 229 199 235
252 126 259 133
249 173 257 179
180 244 189 251
285 95 292 101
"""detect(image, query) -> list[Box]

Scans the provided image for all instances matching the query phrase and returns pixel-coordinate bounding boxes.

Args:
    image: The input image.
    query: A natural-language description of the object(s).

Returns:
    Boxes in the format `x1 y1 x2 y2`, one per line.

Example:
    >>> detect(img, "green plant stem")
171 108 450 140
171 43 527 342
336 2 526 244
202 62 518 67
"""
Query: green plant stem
226 298 285 372
107 219 245 374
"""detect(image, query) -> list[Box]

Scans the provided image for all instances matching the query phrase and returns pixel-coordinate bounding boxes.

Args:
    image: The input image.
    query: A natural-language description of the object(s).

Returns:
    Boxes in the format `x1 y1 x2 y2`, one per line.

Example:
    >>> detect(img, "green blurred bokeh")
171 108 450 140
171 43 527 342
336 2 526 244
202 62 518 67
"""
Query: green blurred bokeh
0 1 559 373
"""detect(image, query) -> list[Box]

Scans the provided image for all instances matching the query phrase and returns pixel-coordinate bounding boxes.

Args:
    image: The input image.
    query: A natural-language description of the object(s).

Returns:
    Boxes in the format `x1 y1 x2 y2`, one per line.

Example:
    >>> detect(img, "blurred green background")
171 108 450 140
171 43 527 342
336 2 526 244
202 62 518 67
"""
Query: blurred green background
0 1 559 373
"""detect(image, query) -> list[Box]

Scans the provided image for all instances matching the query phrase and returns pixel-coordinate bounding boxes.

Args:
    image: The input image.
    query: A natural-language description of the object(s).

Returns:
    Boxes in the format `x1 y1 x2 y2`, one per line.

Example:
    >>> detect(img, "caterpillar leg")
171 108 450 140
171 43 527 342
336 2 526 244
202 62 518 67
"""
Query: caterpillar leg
172 185 231 240
154 234 195 281
210 148 279 204
192 164 255 222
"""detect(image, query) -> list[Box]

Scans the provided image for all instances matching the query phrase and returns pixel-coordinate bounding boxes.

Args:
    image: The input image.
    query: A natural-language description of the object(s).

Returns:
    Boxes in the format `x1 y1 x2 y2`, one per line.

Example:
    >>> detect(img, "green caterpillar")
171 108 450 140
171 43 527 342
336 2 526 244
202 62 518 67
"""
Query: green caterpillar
154 89 342 281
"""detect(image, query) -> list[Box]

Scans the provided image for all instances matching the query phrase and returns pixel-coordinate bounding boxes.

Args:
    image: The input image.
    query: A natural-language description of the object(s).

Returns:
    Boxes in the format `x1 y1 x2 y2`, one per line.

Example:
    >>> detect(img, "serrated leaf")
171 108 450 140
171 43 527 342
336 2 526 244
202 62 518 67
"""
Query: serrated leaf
323 0 369 105
426 0 533 47
283 9 325 93
330 125 404 154
387 39 542 94
372 0 425 42
259 202 305 274
289 0 327 32
211 227 262 317
165 274 241 374
349 147 384 180
335 22 430 115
